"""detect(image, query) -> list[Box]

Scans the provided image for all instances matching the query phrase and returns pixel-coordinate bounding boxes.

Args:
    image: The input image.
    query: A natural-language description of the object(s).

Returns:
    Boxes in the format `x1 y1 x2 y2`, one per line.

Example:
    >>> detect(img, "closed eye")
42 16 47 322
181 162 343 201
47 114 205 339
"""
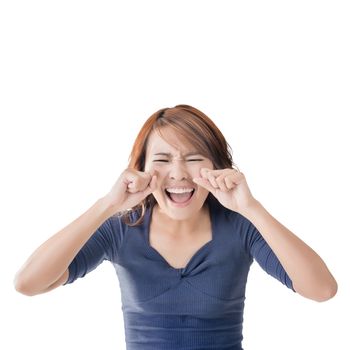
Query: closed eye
153 159 203 162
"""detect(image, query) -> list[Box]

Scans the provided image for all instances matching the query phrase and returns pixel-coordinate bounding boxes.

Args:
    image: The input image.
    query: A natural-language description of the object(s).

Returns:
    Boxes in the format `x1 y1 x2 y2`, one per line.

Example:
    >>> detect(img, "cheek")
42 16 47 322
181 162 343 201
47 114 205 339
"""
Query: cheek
152 170 166 197
190 162 212 175
153 167 167 180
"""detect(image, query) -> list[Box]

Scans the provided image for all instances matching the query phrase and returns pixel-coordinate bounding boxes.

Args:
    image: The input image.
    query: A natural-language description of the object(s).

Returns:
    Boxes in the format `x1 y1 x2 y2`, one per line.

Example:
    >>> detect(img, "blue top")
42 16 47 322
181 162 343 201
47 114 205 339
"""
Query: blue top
64 196 295 350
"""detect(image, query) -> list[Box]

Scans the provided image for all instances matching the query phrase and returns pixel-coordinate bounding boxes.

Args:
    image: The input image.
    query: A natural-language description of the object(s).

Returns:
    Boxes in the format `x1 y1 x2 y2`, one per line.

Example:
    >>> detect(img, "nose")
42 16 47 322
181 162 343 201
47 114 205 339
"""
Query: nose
169 159 188 181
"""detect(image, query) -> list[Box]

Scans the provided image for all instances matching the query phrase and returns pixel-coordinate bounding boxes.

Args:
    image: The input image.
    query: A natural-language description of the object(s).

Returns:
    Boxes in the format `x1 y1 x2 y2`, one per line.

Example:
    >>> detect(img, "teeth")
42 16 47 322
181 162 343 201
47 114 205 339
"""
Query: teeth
166 188 194 194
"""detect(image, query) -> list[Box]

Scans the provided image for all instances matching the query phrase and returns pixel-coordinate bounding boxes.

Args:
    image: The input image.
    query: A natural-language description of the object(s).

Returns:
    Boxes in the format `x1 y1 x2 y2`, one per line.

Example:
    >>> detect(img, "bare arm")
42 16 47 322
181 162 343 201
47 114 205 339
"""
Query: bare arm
194 169 338 302
240 200 338 302
14 169 157 297
37 269 70 294
14 196 116 296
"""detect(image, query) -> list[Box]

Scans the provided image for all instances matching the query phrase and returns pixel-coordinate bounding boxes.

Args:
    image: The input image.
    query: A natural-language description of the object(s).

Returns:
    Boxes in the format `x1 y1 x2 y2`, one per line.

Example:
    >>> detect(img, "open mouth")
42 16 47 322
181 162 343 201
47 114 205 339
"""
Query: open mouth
165 188 195 204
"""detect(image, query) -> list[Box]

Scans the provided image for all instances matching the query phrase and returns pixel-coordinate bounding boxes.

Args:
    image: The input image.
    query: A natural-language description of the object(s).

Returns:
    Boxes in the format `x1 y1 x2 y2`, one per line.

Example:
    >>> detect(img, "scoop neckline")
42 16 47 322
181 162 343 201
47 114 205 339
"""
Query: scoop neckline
144 200 216 271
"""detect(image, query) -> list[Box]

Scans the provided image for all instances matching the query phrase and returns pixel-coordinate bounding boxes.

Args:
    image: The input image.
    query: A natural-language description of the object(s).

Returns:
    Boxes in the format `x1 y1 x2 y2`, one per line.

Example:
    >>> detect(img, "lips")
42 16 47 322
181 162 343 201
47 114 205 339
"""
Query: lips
164 187 195 204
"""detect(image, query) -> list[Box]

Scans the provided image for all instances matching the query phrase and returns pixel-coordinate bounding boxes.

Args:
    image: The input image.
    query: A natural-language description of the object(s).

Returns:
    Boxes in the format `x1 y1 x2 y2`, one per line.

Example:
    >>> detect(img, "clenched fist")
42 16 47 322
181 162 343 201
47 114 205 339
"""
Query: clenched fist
104 169 158 213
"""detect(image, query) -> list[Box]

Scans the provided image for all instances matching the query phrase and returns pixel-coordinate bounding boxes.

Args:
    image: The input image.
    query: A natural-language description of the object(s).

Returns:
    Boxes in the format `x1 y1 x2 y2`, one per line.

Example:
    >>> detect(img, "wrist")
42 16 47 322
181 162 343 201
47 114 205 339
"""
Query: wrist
97 195 121 218
237 199 262 219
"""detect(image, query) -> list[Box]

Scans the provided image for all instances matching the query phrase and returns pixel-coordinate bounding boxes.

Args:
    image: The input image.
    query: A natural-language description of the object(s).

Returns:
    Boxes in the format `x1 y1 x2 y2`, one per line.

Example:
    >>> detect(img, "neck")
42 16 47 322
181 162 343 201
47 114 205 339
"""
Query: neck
152 204 209 238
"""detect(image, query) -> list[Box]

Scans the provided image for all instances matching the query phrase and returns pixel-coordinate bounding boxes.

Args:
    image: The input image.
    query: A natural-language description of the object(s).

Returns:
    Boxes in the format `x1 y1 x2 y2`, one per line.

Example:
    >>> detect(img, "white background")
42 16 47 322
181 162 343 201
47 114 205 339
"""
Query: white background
1 1 349 349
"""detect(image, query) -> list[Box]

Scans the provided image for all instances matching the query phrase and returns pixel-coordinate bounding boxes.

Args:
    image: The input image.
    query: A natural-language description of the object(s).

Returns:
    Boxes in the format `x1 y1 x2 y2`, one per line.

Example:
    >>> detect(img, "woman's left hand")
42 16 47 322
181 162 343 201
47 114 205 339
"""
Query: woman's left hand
193 167 258 214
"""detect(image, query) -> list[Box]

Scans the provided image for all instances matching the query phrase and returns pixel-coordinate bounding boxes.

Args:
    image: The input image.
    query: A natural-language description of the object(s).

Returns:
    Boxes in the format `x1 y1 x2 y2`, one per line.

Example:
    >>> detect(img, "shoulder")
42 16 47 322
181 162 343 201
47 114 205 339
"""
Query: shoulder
208 195 259 249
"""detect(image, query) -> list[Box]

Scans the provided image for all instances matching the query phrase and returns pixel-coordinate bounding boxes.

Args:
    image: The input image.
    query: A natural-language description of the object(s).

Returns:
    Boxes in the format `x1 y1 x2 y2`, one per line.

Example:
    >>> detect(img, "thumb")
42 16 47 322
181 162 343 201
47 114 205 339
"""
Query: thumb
193 177 215 193
141 175 158 197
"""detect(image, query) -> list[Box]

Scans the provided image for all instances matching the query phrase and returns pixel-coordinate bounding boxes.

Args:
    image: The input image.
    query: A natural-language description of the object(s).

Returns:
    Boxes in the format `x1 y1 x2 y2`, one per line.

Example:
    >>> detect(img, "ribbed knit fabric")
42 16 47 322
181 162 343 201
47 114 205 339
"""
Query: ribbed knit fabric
64 197 295 349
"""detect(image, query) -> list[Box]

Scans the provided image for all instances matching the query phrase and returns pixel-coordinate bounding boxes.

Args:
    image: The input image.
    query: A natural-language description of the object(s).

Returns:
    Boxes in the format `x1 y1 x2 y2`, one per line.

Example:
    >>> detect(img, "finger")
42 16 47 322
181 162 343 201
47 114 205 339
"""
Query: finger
124 171 139 192
200 168 229 189
126 183 134 191
127 179 144 193
193 177 216 193
201 168 228 176
224 175 236 190
230 170 244 185
142 175 158 197
199 167 212 179
216 174 230 192
206 171 219 189
126 181 138 194
232 164 240 172
147 170 160 192
127 171 151 193
148 174 158 192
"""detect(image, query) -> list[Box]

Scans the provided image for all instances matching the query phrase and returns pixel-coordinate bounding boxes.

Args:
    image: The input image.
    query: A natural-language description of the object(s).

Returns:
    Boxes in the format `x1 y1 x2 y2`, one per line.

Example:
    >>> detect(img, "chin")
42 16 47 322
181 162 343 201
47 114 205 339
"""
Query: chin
154 193 208 221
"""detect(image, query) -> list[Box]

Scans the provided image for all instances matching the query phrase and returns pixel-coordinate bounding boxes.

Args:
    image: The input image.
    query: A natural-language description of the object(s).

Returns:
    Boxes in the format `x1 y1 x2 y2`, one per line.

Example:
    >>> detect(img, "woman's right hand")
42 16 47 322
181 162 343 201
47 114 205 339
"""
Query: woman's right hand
104 168 158 213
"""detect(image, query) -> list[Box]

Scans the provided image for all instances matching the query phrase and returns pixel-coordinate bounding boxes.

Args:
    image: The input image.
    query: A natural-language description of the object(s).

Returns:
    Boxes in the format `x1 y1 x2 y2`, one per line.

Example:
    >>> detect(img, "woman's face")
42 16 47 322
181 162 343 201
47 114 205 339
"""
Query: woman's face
144 127 214 220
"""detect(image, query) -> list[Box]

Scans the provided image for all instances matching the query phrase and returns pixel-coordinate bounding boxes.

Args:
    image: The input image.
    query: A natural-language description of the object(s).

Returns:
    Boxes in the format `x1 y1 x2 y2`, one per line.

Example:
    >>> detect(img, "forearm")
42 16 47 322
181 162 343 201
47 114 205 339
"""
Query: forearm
14 196 116 295
239 200 338 302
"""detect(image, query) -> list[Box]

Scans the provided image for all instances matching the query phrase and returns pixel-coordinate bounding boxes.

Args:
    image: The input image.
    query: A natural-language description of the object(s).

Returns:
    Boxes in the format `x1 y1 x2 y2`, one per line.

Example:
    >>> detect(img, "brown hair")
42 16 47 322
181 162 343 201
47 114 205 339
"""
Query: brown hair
120 104 239 226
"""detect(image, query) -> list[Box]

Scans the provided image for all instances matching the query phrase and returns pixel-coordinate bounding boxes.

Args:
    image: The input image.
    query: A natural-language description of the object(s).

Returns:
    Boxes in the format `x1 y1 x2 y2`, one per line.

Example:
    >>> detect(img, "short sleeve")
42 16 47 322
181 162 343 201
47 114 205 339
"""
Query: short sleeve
237 212 296 292
63 215 124 285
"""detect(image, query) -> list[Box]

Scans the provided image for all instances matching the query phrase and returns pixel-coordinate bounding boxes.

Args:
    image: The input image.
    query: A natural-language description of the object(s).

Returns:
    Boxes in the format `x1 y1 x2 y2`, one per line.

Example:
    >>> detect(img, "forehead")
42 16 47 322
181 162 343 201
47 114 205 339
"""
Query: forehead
146 127 197 155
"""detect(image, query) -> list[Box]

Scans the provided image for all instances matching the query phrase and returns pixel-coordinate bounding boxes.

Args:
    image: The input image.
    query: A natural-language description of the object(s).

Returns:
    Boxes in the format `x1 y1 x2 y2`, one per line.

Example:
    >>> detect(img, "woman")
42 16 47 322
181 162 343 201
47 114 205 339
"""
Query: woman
14 104 337 350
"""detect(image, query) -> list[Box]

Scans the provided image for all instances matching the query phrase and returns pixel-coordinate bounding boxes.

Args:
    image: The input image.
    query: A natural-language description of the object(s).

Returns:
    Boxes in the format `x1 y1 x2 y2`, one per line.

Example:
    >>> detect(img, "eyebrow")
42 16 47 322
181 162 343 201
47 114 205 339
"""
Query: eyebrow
153 152 201 157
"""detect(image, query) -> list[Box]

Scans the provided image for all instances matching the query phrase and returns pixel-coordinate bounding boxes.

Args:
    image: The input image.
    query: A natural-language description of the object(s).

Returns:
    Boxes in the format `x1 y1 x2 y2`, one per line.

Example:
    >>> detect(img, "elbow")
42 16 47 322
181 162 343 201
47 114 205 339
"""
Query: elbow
314 280 338 302
14 273 38 297
293 278 338 303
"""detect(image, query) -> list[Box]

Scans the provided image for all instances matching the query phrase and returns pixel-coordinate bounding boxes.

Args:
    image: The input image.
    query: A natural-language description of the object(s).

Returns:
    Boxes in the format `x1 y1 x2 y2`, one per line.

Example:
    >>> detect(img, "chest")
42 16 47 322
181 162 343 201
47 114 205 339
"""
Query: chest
148 227 213 269
116 209 252 305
